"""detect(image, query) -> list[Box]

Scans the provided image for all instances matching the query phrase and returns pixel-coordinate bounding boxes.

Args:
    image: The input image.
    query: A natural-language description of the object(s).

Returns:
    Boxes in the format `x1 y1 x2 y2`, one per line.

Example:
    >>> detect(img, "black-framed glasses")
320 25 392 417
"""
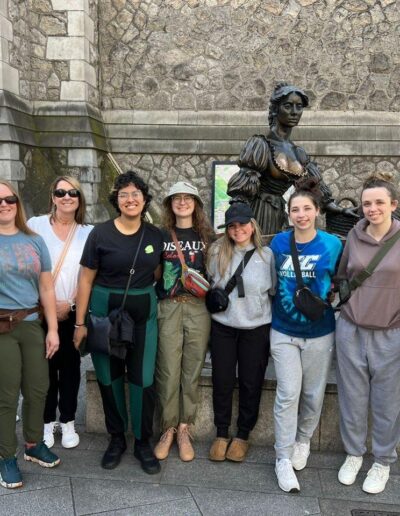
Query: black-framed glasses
53 189 80 198
0 195 18 205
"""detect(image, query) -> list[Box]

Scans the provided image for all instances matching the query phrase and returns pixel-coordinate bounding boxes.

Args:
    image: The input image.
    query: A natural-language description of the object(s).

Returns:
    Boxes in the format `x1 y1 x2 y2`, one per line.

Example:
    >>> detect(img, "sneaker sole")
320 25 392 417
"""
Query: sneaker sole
292 460 308 471
275 467 300 493
24 454 60 468
0 477 23 489
61 439 79 449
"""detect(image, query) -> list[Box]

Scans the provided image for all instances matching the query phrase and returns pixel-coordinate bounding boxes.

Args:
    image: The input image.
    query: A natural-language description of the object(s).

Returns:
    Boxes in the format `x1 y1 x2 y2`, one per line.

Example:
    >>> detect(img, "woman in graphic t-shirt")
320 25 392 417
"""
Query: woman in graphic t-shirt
154 181 214 462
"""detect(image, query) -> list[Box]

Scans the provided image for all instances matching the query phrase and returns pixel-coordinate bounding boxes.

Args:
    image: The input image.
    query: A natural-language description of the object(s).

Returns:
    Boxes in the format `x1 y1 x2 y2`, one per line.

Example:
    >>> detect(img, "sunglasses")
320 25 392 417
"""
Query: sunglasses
0 195 18 205
53 189 80 198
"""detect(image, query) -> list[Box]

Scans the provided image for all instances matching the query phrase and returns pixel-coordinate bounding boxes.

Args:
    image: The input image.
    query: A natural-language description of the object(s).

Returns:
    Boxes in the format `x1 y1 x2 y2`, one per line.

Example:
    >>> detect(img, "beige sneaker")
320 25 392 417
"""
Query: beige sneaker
177 425 195 462
226 438 249 462
209 437 230 461
154 427 176 460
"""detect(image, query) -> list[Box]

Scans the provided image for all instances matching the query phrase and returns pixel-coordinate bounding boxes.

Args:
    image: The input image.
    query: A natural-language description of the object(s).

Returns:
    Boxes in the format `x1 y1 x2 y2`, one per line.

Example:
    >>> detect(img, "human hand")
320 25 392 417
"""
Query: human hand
342 207 360 219
46 330 59 359
73 325 87 350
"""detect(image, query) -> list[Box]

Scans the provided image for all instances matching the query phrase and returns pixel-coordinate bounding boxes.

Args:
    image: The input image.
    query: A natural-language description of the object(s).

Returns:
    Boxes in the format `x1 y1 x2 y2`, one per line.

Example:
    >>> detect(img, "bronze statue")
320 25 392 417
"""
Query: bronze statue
228 82 358 235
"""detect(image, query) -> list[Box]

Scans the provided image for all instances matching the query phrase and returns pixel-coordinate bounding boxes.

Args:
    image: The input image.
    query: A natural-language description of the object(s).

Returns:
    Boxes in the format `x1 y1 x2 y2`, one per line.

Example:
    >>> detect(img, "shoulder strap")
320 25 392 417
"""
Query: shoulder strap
224 248 256 296
120 225 146 309
350 229 400 289
171 229 187 272
290 232 305 289
52 222 78 284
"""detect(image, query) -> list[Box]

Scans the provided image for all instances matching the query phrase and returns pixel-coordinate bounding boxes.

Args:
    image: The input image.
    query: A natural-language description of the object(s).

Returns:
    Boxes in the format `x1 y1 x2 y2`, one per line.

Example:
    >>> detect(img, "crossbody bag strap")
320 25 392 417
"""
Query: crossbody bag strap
224 248 256 296
120 225 146 310
171 230 187 279
52 222 78 285
290 232 305 289
350 229 400 290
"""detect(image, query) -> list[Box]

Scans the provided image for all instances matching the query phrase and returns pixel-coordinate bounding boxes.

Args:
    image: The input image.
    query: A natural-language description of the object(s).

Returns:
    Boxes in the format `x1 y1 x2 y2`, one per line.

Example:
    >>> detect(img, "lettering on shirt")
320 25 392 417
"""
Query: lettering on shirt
279 254 321 279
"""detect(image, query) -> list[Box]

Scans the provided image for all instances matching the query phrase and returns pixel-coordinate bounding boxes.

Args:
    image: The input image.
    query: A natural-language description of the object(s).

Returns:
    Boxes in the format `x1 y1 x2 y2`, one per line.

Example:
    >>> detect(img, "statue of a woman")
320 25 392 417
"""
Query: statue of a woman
228 82 357 235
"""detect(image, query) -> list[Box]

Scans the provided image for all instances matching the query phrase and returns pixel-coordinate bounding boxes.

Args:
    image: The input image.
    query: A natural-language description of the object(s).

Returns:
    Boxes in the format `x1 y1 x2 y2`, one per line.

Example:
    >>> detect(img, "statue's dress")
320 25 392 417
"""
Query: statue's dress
228 133 333 235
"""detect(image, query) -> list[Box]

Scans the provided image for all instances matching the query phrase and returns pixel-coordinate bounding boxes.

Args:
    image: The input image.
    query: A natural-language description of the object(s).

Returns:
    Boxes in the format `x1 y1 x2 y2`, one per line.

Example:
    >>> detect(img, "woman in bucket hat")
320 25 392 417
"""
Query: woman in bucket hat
154 181 214 461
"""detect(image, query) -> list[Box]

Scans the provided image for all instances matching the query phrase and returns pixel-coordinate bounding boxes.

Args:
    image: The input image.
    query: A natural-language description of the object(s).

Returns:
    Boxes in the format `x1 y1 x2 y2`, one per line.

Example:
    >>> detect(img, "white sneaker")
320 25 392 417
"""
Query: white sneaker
43 422 57 449
362 462 390 494
291 441 310 471
338 455 363 485
60 421 79 449
275 459 300 493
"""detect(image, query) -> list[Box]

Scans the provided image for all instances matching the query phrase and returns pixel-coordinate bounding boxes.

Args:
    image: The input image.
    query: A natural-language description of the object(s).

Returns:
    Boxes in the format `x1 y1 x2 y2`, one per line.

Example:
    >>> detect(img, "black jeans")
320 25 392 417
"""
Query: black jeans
210 320 270 437
43 311 81 424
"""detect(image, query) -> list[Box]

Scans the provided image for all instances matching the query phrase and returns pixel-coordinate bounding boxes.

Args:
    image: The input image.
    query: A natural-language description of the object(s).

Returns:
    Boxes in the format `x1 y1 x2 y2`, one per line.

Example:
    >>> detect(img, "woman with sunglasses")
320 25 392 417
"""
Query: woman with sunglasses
0 179 60 490
73 171 163 474
28 176 93 450
154 182 214 462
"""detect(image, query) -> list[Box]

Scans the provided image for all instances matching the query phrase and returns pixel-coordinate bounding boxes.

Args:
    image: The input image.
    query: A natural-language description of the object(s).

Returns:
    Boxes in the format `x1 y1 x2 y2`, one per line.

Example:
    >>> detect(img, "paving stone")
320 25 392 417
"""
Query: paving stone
0 485 74 515
72 477 191 515
91 497 201 515
319 498 400 516
0 472 70 497
191 486 321 516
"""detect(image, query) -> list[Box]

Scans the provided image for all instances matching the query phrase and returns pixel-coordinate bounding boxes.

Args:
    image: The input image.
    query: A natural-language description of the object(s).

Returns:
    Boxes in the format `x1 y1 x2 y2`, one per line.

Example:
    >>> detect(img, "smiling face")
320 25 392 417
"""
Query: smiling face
289 195 319 232
52 179 80 218
117 183 146 219
276 92 304 128
227 221 254 248
361 187 397 227
0 183 18 228
171 194 195 220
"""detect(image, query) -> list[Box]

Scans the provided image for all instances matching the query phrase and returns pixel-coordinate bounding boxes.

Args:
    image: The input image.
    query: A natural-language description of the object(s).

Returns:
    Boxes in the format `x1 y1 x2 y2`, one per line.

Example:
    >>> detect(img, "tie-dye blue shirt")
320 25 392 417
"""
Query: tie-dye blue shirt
270 229 342 338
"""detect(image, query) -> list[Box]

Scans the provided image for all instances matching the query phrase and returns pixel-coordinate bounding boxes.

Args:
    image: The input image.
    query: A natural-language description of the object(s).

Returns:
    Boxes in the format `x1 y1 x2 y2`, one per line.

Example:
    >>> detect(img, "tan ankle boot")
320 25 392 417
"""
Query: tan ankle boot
177 425 194 462
226 438 249 462
209 438 230 461
154 427 176 460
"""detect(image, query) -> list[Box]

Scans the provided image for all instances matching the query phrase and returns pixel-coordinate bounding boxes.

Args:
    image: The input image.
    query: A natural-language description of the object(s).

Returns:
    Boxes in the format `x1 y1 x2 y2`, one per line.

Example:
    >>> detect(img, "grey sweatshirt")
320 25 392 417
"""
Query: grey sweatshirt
208 244 276 330
337 217 400 330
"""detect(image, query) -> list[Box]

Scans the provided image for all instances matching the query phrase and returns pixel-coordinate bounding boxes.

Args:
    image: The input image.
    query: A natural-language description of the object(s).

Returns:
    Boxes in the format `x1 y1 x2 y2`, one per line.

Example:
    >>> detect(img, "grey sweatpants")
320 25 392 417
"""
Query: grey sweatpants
271 329 334 460
336 317 400 465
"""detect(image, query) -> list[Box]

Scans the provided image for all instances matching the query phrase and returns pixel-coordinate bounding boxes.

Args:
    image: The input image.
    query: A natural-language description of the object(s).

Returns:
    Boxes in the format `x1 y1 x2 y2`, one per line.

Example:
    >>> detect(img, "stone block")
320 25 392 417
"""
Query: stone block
0 143 19 159
68 148 98 167
60 80 88 101
80 181 98 204
46 36 89 60
0 37 9 62
0 62 19 95
0 14 12 41
52 0 89 11
0 160 26 180
0 0 7 16
68 11 94 42
70 60 96 87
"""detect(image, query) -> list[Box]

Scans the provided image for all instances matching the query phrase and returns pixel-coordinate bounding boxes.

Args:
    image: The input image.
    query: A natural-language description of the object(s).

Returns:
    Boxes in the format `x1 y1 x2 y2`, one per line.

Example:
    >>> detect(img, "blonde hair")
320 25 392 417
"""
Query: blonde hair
49 175 87 224
0 179 35 235
207 218 264 278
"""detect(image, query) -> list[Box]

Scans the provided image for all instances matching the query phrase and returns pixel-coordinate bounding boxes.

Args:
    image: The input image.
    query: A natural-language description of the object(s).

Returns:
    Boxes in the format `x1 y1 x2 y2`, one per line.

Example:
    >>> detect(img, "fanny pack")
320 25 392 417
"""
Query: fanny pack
0 307 40 334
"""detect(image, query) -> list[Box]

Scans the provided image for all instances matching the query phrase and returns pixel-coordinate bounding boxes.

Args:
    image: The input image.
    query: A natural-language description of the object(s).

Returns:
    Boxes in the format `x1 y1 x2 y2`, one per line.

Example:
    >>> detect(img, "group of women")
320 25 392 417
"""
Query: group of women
0 168 399 497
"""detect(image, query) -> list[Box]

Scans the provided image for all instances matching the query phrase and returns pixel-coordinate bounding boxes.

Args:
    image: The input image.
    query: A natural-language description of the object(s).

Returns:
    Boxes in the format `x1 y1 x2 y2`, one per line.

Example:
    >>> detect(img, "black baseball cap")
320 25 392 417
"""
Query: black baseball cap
218 202 254 229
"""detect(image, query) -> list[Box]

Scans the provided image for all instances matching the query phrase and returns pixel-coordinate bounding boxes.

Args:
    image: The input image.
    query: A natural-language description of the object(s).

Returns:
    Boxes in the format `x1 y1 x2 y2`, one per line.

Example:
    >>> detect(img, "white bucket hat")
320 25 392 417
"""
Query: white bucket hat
163 181 203 207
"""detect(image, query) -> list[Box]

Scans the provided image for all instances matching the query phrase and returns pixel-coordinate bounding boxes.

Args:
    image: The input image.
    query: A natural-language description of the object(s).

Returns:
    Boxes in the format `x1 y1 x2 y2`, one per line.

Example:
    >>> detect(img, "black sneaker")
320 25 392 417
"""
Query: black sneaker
134 441 161 475
0 457 23 489
24 442 60 468
101 434 127 470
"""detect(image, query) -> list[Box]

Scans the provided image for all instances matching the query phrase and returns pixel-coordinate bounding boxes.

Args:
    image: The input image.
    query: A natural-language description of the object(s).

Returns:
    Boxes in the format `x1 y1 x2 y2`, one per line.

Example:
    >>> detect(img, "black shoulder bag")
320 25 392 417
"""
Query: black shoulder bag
206 249 255 314
86 227 146 358
290 233 329 321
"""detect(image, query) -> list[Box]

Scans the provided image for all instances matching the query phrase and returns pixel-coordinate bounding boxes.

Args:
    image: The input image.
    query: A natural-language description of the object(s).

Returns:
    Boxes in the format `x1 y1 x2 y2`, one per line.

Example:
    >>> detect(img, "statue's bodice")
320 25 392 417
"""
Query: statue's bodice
266 135 308 181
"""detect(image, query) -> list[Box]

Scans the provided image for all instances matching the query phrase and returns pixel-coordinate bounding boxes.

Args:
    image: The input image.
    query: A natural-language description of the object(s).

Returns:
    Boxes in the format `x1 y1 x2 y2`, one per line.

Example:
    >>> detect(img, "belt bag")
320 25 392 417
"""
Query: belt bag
0 307 39 334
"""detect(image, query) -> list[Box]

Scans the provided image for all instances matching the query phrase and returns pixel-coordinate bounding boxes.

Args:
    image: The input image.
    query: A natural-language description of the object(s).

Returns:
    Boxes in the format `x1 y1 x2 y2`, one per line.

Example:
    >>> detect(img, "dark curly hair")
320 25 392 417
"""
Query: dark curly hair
108 170 152 217
288 177 322 210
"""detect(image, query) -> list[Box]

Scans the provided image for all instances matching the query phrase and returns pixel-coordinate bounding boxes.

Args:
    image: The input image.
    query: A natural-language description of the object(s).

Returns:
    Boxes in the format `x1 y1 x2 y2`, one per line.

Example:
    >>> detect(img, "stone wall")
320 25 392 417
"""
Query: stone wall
99 0 400 111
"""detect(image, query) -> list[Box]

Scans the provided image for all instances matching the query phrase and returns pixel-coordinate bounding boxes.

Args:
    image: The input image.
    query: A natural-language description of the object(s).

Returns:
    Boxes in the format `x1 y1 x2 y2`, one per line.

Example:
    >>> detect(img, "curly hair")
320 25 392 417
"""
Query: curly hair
268 82 309 128
288 177 323 211
162 198 215 249
108 170 152 217
362 172 398 201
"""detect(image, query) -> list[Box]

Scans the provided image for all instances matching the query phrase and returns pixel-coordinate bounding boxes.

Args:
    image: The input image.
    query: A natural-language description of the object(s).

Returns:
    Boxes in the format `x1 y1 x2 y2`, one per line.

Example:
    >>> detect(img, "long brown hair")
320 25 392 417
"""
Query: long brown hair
0 179 35 235
162 198 215 249
49 175 87 225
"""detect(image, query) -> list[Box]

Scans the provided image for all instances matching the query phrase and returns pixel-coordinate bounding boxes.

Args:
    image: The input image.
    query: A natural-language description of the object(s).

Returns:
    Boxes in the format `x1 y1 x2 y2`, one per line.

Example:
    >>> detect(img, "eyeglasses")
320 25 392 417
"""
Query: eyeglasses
118 191 143 200
53 189 80 198
0 195 18 205
171 195 194 203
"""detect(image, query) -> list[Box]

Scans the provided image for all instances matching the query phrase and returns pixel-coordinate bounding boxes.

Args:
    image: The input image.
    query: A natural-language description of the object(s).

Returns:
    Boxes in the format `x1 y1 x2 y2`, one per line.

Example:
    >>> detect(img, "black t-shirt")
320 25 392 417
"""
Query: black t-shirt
157 227 206 299
80 220 163 289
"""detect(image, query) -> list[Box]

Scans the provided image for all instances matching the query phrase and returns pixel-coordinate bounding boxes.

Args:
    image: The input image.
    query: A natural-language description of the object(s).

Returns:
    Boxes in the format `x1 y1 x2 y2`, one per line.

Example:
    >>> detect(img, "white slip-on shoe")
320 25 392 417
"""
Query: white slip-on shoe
338 455 363 485
362 463 390 494
291 441 310 471
275 459 300 493
43 422 57 449
60 421 80 449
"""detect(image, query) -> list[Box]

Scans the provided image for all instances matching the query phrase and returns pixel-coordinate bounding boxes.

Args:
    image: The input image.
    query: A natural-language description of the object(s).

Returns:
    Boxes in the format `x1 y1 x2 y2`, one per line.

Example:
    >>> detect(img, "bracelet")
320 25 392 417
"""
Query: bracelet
74 323 86 328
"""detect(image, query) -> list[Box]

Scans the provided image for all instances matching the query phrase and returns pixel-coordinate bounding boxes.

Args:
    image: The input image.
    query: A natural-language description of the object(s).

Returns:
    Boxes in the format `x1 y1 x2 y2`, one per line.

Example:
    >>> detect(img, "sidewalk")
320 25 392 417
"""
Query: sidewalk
4 358 400 515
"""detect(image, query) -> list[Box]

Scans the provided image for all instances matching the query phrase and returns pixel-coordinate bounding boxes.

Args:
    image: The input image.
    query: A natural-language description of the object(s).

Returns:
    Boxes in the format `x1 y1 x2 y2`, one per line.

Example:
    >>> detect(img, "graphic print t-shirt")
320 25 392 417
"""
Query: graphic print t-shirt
157 227 206 299
270 229 342 338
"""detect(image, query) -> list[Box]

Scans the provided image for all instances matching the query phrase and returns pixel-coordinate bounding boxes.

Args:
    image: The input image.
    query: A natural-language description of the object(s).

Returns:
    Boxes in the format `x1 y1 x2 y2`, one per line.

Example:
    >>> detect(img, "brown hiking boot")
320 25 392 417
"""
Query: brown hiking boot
177 425 194 462
226 438 249 462
154 427 176 460
208 438 230 462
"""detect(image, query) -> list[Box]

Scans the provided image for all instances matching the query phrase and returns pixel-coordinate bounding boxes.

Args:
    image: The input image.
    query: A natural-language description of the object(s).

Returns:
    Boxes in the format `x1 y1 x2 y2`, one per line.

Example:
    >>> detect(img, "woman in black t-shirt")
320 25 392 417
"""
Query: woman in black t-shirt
154 181 214 462
73 171 163 475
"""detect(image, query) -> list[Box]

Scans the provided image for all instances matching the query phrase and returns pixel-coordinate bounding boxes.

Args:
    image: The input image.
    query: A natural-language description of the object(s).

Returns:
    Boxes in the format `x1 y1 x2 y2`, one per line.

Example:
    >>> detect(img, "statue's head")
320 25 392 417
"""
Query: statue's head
268 82 309 129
